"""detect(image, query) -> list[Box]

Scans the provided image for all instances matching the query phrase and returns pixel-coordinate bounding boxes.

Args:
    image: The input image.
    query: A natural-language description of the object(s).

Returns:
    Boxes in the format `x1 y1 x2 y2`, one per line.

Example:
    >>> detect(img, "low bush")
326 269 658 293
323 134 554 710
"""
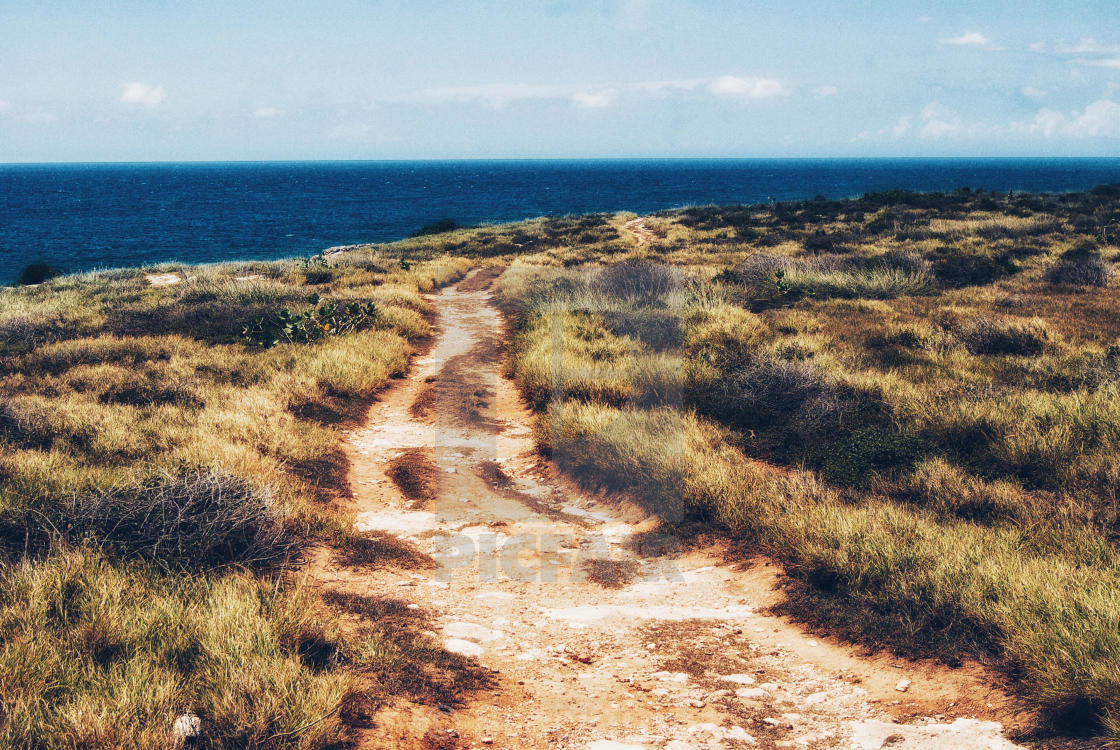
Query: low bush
930 248 1009 288
1046 250 1114 287
592 262 681 303
958 316 1051 356
4 470 304 572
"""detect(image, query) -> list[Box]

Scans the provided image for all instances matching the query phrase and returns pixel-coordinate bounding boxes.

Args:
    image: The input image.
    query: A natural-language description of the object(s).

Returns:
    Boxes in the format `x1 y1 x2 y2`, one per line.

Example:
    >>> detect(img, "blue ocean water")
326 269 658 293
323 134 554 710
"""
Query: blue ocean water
2 158 1120 283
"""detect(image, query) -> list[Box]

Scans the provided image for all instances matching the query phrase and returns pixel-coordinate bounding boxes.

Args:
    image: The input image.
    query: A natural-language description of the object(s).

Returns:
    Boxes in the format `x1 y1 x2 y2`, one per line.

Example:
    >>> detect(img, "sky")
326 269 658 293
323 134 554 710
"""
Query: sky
1 0 1119 161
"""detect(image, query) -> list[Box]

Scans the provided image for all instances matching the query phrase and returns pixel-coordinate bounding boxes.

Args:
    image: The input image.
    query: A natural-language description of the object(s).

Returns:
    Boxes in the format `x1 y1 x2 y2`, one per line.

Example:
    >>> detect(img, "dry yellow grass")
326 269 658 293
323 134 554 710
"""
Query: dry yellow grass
499 186 1120 738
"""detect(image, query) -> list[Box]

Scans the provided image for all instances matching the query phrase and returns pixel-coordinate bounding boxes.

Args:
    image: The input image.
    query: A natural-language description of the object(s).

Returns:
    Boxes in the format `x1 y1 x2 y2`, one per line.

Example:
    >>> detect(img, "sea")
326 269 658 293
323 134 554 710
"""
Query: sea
2 158 1120 284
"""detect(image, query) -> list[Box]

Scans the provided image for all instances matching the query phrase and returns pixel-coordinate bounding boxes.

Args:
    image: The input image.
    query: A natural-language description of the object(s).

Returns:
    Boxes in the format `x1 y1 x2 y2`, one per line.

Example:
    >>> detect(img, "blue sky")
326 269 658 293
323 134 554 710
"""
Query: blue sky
1 0 1118 161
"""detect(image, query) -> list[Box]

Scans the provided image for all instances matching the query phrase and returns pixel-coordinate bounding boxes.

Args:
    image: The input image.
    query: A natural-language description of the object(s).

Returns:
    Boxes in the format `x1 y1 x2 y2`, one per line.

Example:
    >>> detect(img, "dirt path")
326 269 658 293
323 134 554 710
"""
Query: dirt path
315 269 1029 749
625 217 660 245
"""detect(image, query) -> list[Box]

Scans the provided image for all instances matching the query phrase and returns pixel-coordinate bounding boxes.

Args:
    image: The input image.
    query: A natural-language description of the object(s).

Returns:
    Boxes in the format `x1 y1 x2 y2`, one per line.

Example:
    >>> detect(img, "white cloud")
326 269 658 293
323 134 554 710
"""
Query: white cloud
919 101 964 138
1016 108 1066 137
865 96 1120 144
813 85 839 98
23 107 57 124
1055 38 1120 55
1012 99 1120 139
411 82 567 107
1068 99 1120 137
1021 86 1048 100
917 15 931 23
633 79 705 94
408 74 786 109
0 99 10 112
707 75 785 99
253 106 279 118
917 101 1003 139
1081 57 1120 69
572 89 616 108
851 114 913 142
120 82 166 108
939 31 991 47
1036 37 1120 68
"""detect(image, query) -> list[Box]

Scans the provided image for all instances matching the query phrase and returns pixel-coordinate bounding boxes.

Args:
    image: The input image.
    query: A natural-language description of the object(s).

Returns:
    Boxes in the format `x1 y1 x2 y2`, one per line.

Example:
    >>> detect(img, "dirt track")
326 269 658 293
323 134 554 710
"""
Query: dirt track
624 217 660 245
313 268 1029 749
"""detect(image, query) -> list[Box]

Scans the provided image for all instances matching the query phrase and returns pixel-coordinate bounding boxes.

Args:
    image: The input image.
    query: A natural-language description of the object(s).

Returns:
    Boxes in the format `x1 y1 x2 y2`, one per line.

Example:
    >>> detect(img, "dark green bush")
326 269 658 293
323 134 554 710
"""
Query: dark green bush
821 427 924 487
411 218 461 237
688 348 884 455
17 262 62 286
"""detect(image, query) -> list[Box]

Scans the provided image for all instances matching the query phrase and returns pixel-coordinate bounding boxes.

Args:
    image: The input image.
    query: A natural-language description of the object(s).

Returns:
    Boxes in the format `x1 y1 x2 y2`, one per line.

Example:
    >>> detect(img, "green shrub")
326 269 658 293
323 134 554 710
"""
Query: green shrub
820 426 924 486
242 300 378 347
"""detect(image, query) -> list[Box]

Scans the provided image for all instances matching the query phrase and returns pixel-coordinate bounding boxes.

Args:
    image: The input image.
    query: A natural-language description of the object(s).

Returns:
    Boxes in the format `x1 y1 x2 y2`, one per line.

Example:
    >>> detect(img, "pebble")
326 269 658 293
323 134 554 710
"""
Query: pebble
443 638 483 658
895 679 912 693
720 673 756 685
736 687 768 700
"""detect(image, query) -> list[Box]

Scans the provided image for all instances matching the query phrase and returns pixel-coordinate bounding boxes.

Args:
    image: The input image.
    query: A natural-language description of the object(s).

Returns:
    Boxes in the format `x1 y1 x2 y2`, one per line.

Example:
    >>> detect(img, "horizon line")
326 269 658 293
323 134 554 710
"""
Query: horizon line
4 155 1120 166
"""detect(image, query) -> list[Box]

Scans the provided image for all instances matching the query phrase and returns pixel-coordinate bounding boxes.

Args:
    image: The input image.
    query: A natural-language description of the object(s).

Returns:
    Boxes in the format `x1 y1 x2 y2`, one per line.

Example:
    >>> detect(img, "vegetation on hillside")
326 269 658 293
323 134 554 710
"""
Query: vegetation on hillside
496 186 1120 738
0 252 482 748
3 185 1119 744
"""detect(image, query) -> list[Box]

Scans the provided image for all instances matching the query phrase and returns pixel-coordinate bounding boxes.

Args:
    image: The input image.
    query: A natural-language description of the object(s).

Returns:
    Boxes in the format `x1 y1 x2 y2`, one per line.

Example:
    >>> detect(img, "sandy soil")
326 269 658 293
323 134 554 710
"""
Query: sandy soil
311 268 1032 749
145 272 183 286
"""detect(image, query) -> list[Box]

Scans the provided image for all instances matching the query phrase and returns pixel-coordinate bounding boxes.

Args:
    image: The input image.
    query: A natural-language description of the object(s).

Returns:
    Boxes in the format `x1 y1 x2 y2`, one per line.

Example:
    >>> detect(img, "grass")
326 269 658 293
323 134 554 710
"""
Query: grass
496 187 1120 738
0 249 473 748
4 186 1120 744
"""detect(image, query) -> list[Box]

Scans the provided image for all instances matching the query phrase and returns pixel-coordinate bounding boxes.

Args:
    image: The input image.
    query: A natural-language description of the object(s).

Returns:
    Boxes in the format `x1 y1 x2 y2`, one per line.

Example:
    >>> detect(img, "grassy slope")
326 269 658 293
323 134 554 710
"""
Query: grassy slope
0 214 625 748
495 188 1120 737
0 252 481 748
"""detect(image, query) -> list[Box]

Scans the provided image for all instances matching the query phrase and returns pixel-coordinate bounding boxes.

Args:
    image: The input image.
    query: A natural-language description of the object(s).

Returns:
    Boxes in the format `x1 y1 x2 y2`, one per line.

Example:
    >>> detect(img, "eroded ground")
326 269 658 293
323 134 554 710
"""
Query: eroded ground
311 268 1029 750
